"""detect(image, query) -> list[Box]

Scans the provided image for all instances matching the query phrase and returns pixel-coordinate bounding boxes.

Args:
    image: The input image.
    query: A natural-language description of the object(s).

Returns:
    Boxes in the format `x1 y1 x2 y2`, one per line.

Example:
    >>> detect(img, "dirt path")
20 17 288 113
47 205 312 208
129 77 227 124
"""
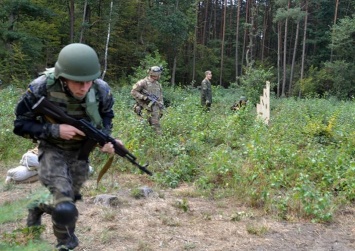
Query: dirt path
2 174 355 251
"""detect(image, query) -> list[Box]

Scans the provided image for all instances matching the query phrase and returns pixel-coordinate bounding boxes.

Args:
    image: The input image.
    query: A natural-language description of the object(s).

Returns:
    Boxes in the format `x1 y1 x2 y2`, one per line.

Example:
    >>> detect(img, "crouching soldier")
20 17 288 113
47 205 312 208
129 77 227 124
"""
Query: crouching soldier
231 96 248 111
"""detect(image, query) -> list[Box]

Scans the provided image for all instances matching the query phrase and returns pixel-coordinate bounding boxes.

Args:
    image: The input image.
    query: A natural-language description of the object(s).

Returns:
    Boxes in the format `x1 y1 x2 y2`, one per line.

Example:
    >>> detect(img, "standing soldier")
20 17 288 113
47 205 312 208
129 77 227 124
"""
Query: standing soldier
131 66 164 134
13 43 120 251
200 70 212 111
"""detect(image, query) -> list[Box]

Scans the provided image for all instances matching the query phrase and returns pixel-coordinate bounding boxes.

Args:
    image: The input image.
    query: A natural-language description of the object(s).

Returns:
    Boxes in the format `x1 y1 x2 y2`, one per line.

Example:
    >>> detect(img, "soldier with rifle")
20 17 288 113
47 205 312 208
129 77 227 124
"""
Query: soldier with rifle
131 66 164 134
13 43 150 251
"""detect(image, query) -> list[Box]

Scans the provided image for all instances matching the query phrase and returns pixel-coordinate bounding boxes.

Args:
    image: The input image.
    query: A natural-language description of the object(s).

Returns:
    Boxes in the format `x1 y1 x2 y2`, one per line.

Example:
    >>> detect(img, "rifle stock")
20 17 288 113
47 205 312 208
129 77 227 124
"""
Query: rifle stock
32 96 152 176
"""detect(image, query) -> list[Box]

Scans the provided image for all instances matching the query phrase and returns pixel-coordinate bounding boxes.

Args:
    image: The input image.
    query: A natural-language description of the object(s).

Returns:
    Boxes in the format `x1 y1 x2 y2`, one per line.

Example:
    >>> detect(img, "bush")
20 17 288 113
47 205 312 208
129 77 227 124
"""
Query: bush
3 84 355 222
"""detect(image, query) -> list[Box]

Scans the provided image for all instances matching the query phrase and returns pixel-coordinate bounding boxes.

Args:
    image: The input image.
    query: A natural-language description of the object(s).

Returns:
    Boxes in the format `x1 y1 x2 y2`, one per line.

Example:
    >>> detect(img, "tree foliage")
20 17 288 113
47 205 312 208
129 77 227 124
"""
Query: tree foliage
330 14 355 62
0 0 354 99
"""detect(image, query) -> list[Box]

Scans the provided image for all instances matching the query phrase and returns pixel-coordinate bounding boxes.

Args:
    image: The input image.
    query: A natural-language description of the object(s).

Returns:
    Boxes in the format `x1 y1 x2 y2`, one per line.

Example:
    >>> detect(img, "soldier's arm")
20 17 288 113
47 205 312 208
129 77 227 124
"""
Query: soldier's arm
13 82 59 140
131 80 147 100
158 83 164 103
95 79 115 135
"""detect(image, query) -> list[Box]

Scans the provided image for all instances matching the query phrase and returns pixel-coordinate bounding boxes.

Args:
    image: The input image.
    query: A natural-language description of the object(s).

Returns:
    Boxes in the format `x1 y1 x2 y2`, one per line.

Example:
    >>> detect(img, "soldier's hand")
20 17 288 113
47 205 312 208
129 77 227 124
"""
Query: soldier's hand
101 142 114 154
101 139 123 154
59 124 85 140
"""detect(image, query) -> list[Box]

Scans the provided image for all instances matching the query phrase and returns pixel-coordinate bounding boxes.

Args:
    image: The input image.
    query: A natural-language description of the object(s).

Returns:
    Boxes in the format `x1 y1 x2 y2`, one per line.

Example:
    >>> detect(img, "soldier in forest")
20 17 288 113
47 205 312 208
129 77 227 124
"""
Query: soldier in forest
131 66 164 134
200 70 212 111
13 43 120 251
231 96 248 111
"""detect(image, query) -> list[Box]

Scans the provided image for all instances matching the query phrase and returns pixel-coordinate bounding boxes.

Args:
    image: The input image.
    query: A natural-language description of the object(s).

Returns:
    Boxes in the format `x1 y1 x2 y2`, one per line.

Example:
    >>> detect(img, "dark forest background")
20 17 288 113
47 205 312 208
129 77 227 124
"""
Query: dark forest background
1 0 354 99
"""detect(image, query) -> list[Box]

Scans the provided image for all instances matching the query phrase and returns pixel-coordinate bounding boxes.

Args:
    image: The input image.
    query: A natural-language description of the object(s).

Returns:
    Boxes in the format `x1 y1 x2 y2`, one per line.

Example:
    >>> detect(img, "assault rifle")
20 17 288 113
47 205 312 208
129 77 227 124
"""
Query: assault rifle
142 89 165 110
32 96 152 176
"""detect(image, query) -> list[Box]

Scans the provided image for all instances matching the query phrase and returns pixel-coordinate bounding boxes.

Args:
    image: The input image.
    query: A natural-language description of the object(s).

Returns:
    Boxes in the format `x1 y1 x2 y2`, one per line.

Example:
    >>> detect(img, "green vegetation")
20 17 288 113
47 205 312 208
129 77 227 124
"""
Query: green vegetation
0 185 51 250
1 1 354 99
2 84 355 229
0 241 51 251
0 197 29 224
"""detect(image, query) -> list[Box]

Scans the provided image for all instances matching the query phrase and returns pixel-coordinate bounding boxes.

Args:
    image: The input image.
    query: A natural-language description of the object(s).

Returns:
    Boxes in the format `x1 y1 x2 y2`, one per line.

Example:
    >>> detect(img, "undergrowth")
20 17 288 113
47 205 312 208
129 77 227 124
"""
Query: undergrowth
2 84 355 223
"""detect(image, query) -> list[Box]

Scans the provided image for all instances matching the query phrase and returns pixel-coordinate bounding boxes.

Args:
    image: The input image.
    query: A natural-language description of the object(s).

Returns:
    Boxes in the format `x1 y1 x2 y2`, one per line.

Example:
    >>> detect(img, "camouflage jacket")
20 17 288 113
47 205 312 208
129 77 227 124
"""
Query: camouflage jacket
201 78 212 103
13 75 114 148
131 77 163 109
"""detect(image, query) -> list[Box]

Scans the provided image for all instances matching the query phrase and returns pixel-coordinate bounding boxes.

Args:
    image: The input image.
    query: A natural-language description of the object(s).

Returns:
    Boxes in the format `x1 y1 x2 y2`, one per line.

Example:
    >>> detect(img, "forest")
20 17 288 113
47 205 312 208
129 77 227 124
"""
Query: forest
3 2 355 249
1 0 354 99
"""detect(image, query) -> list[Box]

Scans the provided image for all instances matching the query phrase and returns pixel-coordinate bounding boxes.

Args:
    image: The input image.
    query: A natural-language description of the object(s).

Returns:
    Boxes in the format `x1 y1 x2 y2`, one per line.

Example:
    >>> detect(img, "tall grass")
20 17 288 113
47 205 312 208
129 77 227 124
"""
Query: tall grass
2 84 355 222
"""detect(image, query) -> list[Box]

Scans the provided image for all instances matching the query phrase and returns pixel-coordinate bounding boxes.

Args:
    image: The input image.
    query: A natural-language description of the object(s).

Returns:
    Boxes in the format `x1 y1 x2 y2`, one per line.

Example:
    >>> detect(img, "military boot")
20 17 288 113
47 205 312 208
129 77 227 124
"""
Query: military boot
27 206 43 226
27 203 53 226
56 234 79 251
53 225 79 250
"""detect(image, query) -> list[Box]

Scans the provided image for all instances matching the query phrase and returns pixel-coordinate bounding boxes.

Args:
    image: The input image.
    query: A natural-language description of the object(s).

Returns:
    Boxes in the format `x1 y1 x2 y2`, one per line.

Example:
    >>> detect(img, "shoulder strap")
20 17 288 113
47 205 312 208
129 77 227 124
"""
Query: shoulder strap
85 82 103 128
43 68 56 86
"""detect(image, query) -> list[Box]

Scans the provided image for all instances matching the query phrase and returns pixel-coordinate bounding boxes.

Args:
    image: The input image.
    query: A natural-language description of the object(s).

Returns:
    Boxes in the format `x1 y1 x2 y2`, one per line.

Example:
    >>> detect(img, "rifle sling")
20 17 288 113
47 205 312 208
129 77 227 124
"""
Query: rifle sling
96 155 114 186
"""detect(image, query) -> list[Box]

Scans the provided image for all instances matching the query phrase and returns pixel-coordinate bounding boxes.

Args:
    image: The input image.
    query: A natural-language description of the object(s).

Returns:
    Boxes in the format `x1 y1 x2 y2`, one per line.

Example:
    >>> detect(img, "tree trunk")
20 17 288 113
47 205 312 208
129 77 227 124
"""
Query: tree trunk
192 2 199 86
299 0 308 98
219 0 227 86
289 17 300 96
69 0 75 43
281 0 290 97
235 0 241 81
79 0 88 43
330 0 340 61
242 0 250 69
213 0 218 39
102 0 113 80
261 1 270 62
202 0 208 45
249 1 255 64
171 55 177 87
277 21 282 97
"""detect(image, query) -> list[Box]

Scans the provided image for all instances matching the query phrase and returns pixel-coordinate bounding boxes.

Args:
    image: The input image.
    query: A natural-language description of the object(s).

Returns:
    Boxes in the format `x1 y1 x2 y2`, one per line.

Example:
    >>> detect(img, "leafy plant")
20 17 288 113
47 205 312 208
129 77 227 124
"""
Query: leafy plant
3 84 355 223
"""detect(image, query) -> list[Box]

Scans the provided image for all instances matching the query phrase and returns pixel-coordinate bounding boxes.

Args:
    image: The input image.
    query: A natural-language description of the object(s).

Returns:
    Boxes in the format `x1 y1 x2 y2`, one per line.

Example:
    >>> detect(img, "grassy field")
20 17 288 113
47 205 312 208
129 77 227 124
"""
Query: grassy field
2 84 355 249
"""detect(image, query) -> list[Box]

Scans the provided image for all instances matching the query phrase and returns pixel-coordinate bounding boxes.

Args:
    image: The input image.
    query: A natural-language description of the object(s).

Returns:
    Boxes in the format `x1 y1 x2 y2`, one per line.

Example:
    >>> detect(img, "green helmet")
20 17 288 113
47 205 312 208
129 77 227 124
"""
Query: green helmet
240 96 247 101
148 66 163 76
54 43 101 81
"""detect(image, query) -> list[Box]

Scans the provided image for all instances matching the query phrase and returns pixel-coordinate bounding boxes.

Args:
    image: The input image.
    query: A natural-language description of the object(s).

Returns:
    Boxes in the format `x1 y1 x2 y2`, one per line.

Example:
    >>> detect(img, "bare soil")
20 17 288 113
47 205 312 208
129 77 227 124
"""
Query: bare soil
2 173 355 251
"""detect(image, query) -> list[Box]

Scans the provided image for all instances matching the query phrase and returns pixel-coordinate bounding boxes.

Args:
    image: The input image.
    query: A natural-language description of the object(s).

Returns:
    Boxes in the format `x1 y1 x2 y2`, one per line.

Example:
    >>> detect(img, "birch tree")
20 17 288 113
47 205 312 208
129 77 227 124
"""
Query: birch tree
101 0 114 80
288 5 305 95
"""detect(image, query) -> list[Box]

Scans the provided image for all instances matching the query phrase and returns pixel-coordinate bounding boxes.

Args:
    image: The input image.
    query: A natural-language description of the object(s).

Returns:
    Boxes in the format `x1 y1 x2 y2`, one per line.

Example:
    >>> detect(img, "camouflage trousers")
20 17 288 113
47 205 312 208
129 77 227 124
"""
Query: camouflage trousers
38 141 89 204
135 102 162 134
148 104 163 134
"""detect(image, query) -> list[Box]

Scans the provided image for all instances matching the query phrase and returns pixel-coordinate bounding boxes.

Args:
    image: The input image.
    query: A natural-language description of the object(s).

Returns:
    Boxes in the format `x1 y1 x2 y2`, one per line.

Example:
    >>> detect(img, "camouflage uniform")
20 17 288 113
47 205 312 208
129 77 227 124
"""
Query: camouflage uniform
201 77 212 110
13 71 114 250
231 96 248 111
131 76 164 134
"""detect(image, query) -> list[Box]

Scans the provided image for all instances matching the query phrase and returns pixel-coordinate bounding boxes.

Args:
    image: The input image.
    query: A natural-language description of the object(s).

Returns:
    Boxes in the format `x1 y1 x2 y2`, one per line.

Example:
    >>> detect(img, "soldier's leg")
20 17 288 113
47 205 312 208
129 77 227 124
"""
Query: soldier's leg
27 201 53 227
52 201 79 250
148 107 162 134
201 97 206 107
37 144 82 250
68 156 90 202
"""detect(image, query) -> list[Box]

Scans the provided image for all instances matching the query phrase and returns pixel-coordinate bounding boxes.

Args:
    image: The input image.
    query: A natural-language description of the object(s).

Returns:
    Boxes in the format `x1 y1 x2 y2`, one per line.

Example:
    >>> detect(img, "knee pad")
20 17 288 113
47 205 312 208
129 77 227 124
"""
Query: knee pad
52 201 78 227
